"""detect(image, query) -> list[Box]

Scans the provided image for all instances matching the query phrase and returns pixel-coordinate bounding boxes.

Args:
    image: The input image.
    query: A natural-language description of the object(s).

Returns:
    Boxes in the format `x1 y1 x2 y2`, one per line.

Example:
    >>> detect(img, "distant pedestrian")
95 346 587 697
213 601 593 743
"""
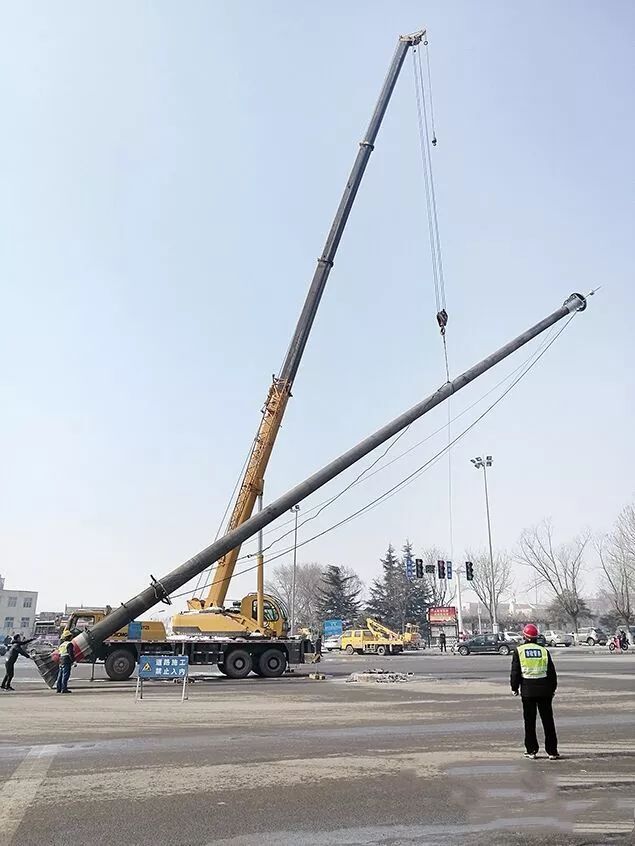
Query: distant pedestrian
56 630 75 694
2 634 34 691
438 631 447 653
314 635 322 657
510 623 559 760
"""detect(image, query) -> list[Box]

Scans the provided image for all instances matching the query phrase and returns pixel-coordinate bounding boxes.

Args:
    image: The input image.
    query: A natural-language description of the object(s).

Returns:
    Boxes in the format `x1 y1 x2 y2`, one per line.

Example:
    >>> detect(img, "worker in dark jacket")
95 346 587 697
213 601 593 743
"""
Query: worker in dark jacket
56 630 76 694
1 634 34 691
510 623 559 760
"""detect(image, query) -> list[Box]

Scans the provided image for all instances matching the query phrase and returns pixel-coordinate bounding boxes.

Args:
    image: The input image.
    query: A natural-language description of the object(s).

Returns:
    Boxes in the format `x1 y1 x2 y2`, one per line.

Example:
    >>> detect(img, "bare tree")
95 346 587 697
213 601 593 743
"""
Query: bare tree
465 549 513 627
596 504 635 637
615 503 635 565
517 521 589 633
419 546 455 606
341 565 366 606
266 561 323 630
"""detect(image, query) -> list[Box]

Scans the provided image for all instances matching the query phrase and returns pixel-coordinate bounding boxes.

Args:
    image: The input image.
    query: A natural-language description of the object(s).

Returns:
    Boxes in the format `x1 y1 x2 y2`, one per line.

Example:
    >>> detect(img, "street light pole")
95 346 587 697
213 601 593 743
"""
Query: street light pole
471 455 498 633
290 505 300 636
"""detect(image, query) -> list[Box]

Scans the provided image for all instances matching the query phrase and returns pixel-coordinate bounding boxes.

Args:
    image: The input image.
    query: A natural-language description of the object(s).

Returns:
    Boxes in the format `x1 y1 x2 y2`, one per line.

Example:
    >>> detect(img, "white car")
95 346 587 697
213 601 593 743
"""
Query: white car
543 630 573 647
323 636 341 652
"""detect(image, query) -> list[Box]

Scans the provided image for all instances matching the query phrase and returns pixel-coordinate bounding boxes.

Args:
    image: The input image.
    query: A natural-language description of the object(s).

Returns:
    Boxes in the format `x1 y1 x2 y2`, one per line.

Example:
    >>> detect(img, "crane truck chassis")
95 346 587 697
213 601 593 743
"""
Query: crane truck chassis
62 608 309 681
90 630 312 681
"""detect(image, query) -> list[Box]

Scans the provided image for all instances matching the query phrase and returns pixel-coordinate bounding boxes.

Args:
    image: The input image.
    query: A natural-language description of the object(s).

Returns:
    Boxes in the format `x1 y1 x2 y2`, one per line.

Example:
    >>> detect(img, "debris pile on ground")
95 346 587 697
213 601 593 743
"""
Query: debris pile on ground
346 668 414 684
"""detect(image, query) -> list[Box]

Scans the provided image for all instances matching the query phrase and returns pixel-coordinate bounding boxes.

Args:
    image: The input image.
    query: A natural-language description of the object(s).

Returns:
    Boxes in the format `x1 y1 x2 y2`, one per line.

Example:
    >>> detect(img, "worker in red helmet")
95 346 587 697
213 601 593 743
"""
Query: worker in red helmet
510 623 560 760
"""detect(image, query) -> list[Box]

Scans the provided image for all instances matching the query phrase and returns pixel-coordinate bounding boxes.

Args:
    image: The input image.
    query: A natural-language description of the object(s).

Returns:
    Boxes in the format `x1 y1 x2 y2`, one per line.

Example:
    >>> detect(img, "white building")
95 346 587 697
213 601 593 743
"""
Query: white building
0 575 38 638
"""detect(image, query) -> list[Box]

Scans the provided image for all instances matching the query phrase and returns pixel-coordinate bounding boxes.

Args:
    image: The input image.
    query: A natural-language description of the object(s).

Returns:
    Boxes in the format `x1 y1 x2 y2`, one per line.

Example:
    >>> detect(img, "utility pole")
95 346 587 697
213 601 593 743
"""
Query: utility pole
43 291 588 682
471 454 498 633
455 568 464 639
290 505 300 635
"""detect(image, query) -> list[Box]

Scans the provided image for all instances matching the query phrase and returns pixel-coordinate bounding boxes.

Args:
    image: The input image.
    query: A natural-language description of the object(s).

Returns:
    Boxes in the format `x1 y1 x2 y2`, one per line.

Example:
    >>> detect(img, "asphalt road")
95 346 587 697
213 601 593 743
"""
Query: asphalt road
1 649 633 846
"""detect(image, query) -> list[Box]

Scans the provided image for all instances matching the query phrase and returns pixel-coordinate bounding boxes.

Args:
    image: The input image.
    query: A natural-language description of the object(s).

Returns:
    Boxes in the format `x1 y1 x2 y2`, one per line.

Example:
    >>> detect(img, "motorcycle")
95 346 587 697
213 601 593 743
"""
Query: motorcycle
608 635 629 653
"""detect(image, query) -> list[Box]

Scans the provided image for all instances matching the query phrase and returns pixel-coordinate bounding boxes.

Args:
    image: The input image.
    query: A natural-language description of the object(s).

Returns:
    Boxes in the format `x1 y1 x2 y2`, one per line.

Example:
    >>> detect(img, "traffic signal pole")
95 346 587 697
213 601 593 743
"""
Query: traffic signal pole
33 292 589 685
455 569 464 639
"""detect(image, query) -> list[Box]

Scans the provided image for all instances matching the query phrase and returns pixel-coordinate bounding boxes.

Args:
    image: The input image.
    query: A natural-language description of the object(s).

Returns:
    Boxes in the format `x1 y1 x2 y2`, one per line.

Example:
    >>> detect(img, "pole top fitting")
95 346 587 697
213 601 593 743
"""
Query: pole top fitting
563 292 587 313
401 29 426 46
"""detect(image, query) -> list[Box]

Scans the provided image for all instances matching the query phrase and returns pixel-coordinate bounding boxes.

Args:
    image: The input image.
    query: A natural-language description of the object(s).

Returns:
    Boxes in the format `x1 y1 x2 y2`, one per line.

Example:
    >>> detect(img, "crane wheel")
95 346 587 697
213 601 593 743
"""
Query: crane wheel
104 648 136 681
257 648 286 678
223 649 253 679
345 645 355 654
376 645 387 656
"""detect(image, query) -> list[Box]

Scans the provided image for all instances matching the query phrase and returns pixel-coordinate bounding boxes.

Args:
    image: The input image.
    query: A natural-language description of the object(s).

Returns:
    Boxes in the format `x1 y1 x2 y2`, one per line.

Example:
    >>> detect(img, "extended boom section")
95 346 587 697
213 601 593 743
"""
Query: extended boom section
188 30 426 612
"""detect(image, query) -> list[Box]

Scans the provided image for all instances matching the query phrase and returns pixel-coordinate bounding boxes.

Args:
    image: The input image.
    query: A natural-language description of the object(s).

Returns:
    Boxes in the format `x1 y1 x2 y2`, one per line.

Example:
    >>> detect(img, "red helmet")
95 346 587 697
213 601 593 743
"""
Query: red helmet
523 623 539 639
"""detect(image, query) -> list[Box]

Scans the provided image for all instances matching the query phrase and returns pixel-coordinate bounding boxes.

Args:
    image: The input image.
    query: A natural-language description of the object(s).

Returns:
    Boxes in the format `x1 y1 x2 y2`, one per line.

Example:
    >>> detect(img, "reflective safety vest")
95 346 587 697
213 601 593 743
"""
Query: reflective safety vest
58 641 71 660
518 643 548 679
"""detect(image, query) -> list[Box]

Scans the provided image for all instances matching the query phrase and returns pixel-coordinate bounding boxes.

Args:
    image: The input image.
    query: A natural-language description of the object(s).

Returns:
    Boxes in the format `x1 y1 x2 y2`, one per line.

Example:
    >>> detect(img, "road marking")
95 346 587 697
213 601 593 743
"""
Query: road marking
574 822 634 834
0 745 56 846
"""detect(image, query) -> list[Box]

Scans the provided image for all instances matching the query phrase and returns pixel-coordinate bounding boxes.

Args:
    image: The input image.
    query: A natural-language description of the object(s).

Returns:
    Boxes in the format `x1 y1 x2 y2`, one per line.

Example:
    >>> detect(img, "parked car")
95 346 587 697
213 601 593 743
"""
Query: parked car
575 627 608 646
543 630 573 647
502 631 523 644
457 633 514 656
323 636 341 652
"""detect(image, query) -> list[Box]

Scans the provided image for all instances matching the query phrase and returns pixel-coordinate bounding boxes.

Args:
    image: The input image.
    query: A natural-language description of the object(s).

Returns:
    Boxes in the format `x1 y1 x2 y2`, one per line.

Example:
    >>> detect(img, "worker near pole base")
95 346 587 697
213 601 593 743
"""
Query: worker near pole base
56 630 75 694
1 634 34 691
510 623 560 760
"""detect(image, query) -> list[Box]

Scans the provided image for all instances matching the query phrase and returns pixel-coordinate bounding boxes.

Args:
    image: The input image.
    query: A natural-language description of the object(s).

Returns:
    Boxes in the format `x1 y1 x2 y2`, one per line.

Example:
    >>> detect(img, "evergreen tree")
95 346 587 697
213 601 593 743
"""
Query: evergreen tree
316 565 361 624
367 544 401 627
402 541 432 626
367 542 432 631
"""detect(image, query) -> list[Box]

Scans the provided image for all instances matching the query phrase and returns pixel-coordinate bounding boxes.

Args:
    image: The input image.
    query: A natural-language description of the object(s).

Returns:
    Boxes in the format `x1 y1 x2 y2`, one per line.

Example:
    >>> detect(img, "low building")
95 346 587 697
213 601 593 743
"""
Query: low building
0 574 38 639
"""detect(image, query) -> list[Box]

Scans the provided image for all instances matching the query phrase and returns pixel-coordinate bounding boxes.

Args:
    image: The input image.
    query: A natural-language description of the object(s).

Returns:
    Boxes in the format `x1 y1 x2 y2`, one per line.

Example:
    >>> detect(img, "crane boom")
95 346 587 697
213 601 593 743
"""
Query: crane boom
366 618 401 640
193 29 427 610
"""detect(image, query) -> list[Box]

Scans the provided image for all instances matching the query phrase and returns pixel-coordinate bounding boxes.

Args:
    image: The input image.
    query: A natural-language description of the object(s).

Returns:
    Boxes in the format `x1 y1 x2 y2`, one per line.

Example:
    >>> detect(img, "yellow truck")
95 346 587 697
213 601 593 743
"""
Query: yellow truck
62 603 309 682
403 622 423 650
340 618 404 656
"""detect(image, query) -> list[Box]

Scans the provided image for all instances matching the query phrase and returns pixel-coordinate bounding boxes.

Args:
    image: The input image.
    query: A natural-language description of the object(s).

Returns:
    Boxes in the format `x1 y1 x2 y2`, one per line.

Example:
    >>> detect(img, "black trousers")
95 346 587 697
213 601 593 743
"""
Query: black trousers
2 660 16 688
522 695 558 755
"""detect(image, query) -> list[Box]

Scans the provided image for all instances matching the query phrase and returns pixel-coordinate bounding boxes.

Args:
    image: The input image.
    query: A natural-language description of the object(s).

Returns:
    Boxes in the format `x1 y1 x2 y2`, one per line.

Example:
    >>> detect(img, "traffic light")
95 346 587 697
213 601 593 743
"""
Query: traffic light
465 560 474 581
406 557 414 580
415 558 424 579
437 559 446 579
446 561 453 580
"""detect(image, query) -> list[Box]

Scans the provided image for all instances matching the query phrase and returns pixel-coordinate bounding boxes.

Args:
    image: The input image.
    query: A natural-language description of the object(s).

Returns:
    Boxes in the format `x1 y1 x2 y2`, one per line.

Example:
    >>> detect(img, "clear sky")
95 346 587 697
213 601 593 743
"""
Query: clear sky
1 2 633 614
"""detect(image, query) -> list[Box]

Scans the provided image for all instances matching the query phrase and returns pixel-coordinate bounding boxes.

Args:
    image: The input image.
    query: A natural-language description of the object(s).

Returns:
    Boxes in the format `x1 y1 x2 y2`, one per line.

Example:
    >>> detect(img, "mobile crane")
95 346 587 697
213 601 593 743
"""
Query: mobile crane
33 288 590 688
171 29 428 637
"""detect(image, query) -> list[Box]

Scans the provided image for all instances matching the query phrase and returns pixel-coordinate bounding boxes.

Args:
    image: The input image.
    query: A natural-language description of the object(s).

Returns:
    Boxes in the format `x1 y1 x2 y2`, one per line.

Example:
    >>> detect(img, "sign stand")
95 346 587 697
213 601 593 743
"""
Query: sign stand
135 654 189 702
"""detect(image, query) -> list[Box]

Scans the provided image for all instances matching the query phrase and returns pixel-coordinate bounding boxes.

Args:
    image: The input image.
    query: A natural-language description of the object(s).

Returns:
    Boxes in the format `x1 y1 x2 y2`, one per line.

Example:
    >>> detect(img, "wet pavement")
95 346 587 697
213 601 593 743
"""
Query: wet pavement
0 650 633 845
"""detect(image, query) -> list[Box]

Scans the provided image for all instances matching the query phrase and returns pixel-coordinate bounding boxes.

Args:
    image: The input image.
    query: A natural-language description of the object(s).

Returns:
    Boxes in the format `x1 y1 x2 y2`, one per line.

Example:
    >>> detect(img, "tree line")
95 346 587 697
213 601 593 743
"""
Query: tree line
266 501 635 636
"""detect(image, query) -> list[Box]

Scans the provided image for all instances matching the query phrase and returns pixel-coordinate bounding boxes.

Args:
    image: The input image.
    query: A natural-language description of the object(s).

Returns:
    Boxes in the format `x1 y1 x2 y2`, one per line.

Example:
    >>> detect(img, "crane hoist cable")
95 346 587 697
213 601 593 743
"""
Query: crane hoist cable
413 37 455 567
